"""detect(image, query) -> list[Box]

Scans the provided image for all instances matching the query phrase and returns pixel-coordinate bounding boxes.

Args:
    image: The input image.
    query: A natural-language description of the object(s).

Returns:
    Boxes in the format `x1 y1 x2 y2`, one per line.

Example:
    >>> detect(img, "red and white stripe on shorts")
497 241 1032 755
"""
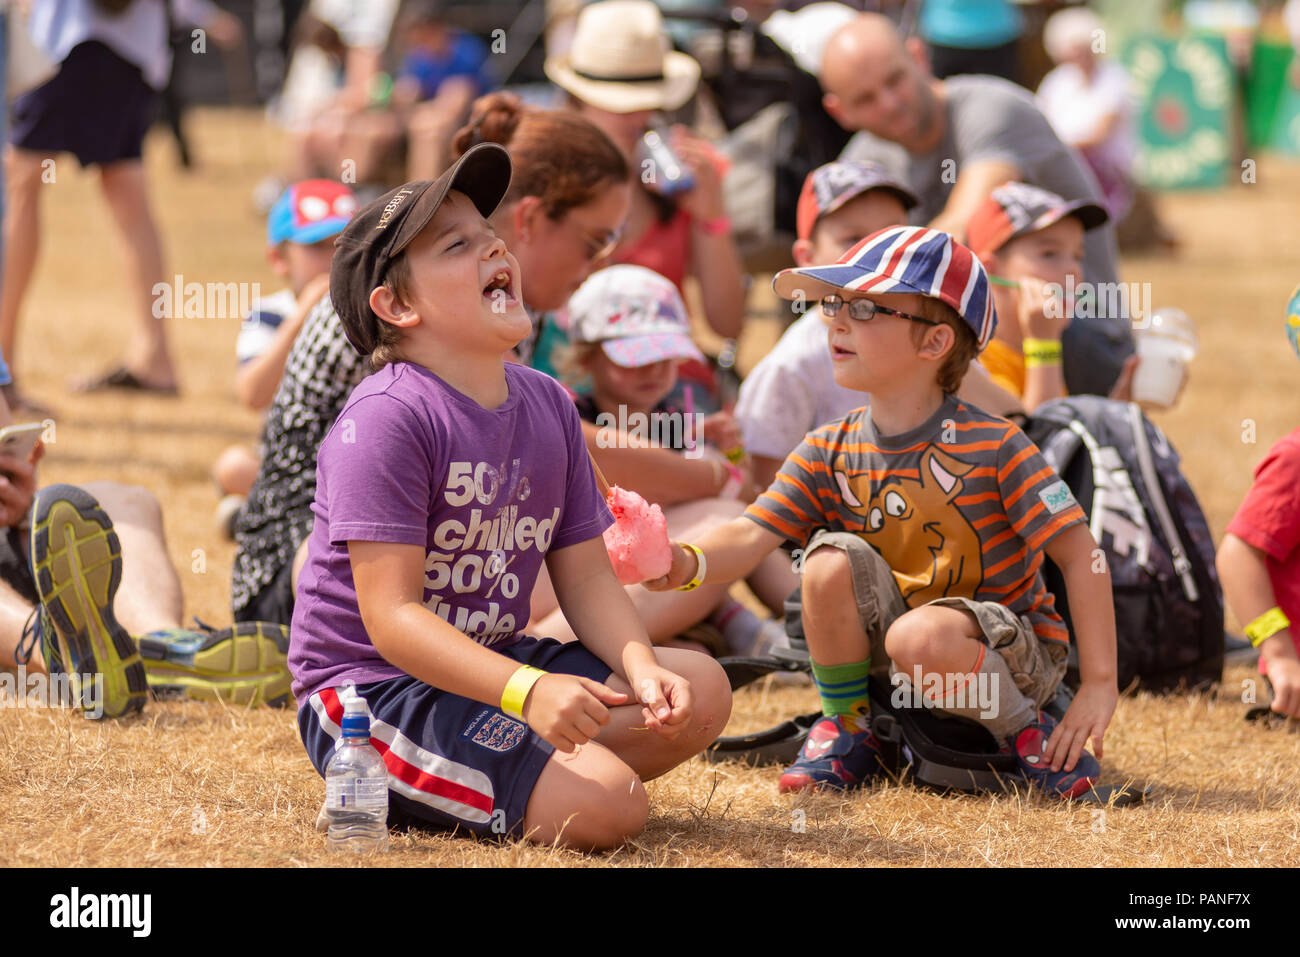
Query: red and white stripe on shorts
310 686 495 825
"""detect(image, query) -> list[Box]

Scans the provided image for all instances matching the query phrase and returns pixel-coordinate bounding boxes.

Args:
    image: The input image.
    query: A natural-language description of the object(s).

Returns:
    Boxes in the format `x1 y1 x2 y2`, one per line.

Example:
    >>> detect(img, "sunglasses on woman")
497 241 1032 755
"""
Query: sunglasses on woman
821 294 937 327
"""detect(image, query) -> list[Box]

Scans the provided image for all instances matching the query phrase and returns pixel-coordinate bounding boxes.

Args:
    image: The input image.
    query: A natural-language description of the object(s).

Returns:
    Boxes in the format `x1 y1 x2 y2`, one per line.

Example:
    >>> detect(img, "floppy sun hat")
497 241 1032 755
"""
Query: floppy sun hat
329 143 513 357
773 225 998 351
544 0 701 114
567 264 705 368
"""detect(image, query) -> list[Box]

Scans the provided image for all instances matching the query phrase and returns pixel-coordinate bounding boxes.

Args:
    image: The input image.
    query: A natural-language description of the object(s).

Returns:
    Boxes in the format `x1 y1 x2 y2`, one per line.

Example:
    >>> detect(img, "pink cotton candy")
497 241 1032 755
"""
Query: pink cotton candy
602 486 672 585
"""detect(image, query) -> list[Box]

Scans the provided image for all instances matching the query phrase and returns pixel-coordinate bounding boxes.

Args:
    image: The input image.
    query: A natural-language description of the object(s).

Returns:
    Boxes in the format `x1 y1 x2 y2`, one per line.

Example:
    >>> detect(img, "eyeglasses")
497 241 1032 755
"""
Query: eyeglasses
821 294 936 326
570 217 622 263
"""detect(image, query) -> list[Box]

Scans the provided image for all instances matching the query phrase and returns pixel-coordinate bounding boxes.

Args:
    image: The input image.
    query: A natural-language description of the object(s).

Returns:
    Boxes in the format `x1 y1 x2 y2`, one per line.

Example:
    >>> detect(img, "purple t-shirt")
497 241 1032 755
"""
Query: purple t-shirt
290 360 613 703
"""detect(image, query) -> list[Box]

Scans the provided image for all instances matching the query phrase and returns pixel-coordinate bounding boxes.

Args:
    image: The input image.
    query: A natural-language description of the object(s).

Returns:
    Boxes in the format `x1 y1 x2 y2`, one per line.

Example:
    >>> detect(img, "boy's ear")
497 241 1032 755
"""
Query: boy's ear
368 284 420 330
916 320 955 361
512 195 543 244
792 238 814 267
266 244 290 278
822 92 847 131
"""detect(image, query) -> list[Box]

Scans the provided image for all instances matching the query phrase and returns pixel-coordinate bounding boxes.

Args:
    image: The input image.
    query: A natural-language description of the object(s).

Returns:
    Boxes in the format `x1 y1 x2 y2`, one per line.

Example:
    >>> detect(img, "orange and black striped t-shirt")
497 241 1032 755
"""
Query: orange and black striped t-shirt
745 395 1086 645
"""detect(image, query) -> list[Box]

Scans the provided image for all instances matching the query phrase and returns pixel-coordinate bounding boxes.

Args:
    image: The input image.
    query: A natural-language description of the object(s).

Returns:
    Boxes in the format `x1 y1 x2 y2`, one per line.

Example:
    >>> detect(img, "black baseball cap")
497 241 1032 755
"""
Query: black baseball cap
330 142 513 357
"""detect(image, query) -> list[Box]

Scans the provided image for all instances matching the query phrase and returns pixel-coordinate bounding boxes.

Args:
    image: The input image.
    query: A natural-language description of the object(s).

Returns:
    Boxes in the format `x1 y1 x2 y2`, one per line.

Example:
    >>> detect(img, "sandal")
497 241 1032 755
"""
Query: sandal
70 365 178 396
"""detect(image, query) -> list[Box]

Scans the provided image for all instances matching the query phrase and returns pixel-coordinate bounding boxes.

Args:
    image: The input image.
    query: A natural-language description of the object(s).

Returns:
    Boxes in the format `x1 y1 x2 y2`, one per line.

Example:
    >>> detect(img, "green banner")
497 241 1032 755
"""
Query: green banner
1125 33 1234 189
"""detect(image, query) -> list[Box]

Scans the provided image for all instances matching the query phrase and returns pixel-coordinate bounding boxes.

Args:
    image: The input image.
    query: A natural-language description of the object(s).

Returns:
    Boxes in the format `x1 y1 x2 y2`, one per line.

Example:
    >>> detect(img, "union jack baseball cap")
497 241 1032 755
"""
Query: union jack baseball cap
772 225 998 351
267 179 358 246
966 181 1107 262
796 160 918 242
567 264 705 368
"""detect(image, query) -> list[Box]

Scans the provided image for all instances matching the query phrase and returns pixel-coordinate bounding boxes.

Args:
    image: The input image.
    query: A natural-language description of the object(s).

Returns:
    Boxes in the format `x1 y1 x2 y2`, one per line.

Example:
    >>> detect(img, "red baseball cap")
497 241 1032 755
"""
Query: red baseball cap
966 181 1108 262
795 160 917 242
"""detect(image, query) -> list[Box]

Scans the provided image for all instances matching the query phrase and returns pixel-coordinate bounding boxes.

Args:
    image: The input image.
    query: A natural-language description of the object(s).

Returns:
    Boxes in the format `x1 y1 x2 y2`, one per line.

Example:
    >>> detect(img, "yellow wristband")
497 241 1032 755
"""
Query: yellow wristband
501 665 547 719
1244 607 1291 648
675 543 707 591
1022 337 1063 367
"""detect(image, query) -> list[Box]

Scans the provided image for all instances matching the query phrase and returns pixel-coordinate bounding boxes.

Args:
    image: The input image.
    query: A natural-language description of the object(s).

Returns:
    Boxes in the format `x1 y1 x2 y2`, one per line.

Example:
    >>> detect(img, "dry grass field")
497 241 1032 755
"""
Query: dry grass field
0 109 1297 868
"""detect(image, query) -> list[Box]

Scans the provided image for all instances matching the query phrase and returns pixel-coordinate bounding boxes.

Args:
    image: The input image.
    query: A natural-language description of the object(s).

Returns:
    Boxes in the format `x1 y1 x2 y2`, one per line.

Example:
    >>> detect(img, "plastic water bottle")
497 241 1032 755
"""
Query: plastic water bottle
324 688 389 853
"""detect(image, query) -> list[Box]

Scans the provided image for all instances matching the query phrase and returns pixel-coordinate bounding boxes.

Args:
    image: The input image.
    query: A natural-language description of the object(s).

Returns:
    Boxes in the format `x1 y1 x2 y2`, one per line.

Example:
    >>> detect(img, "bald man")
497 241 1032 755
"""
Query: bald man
819 15 1133 398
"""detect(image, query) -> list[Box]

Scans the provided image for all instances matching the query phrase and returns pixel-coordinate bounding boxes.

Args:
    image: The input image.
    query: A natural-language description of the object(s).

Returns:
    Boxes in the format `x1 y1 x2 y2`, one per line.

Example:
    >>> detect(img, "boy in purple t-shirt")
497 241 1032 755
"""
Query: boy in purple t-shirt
292 143 730 850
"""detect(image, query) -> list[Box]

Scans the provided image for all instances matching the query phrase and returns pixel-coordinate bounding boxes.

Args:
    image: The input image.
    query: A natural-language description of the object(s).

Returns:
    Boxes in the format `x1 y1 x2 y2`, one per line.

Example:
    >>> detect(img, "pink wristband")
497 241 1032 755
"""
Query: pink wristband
697 215 731 236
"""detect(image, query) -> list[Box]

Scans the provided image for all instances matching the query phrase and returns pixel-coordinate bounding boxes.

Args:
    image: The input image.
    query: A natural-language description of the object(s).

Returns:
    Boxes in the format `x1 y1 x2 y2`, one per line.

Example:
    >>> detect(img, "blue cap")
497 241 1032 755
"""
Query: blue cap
267 179 357 246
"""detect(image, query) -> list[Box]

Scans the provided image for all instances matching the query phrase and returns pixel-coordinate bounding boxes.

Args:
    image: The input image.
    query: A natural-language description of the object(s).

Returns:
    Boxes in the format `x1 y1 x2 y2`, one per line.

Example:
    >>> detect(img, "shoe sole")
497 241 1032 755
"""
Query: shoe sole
139 621 292 708
30 485 147 719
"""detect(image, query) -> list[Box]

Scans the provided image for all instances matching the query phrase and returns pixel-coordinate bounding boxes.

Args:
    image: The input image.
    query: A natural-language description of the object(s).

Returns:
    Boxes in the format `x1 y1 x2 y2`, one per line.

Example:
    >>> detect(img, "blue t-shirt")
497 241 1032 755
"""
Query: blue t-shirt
401 30 492 100
920 0 1023 49
290 360 612 703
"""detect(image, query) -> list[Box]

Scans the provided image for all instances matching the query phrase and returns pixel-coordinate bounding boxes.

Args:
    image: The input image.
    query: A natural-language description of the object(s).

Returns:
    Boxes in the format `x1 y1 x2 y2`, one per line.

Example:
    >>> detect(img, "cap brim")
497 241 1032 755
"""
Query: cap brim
388 143 513 258
544 52 700 113
772 263 931 303
601 334 705 368
281 216 351 246
1025 199 1110 238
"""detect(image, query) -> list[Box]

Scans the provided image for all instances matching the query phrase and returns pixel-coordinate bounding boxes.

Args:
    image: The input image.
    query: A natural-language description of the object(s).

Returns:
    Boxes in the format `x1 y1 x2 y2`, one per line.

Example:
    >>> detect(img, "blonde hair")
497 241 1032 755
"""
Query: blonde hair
553 341 604 387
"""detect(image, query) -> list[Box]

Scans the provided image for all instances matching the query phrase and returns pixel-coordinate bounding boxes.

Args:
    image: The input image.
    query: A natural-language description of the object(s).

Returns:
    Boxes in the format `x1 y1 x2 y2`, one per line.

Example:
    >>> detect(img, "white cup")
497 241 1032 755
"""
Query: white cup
1131 308 1196 408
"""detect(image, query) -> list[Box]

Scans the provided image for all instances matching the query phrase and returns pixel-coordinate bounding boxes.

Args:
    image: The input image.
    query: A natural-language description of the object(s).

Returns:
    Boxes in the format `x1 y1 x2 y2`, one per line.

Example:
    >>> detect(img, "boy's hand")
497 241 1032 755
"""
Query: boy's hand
1044 680 1117 771
0 441 42 528
1015 277 1068 342
700 411 742 455
642 542 696 591
627 662 693 739
522 674 629 753
670 126 726 222
1264 656 1300 719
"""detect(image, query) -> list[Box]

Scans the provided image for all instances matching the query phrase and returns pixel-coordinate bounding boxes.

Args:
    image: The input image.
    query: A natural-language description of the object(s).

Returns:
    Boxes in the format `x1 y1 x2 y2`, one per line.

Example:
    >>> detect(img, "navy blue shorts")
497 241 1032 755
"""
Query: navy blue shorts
11 41 157 167
298 635 614 840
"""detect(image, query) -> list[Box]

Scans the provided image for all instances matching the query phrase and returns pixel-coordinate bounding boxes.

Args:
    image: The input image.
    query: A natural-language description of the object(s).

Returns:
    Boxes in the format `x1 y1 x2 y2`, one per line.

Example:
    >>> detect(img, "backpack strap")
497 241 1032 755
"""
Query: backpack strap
1125 402 1199 602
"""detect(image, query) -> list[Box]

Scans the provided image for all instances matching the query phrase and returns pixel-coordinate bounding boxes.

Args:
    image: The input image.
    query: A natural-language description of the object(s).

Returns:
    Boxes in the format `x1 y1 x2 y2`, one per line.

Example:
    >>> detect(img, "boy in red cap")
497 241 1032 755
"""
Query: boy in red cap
292 144 729 849
966 181 1127 412
648 225 1119 798
1216 291 1300 720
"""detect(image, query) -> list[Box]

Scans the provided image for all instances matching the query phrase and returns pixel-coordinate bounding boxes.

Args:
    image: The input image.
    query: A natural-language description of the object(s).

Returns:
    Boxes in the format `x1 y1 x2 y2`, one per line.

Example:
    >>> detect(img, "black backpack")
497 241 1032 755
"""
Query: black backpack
1020 397 1225 693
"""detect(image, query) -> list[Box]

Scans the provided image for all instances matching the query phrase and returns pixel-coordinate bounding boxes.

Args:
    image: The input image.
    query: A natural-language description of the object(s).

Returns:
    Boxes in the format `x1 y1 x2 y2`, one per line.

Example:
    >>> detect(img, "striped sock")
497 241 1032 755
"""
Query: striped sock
811 658 872 732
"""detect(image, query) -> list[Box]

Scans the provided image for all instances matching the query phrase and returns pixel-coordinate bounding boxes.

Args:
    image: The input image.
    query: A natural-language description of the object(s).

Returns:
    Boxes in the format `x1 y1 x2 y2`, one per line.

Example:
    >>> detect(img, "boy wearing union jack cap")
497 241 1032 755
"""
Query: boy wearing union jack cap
646 225 1120 799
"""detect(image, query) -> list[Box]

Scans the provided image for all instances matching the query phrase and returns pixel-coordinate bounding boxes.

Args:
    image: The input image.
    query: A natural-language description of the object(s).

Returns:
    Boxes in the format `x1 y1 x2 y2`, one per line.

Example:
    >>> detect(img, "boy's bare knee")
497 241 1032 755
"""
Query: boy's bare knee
884 608 943 669
562 772 647 850
800 546 853 604
683 655 732 746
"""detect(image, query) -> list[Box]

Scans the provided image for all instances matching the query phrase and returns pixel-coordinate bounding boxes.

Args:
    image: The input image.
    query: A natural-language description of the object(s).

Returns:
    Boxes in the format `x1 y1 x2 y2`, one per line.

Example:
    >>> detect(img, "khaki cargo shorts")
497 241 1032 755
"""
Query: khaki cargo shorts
802 529 1068 708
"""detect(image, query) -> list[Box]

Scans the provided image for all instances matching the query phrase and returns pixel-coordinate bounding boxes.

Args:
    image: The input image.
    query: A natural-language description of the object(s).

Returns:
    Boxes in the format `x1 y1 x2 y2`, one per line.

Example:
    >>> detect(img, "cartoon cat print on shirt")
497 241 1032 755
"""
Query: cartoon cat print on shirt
833 446 984 605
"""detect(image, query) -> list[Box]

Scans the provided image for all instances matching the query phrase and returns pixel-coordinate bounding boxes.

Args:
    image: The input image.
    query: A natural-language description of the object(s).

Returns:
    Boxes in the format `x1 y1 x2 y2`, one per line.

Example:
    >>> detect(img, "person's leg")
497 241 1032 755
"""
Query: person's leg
1 147 53 375
95 160 176 389
521 744 648 850
212 445 260 497
81 480 182 634
594 645 732 780
0 575 40 673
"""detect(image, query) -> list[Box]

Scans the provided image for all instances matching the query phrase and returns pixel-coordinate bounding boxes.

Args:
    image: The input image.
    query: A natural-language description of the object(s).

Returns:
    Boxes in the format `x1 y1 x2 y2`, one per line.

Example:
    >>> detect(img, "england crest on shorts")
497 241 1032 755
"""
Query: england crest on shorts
463 709 528 752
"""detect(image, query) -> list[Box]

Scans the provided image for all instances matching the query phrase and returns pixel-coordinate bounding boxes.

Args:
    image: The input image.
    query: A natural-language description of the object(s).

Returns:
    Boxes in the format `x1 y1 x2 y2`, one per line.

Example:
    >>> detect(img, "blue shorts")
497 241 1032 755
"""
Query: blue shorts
298 635 614 840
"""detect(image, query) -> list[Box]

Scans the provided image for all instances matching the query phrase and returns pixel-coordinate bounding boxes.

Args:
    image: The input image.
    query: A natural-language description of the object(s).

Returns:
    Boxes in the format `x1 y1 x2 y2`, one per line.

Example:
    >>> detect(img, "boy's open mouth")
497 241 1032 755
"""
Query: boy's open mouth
482 268 515 303
831 342 856 360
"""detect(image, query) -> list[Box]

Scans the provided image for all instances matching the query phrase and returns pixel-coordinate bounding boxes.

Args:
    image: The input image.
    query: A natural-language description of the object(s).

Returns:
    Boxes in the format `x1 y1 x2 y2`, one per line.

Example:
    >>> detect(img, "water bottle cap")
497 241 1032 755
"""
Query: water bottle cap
340 714 370 736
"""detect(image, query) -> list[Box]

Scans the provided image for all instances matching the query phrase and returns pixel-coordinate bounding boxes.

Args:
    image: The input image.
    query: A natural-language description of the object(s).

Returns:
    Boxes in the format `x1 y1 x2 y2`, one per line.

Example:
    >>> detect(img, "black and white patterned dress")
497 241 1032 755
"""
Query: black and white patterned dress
230 295 370 617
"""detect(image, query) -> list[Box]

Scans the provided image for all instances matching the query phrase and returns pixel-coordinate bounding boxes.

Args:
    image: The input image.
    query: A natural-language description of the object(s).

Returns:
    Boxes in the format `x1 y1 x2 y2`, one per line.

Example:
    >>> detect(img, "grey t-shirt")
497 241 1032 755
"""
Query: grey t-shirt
840 75 1133 395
